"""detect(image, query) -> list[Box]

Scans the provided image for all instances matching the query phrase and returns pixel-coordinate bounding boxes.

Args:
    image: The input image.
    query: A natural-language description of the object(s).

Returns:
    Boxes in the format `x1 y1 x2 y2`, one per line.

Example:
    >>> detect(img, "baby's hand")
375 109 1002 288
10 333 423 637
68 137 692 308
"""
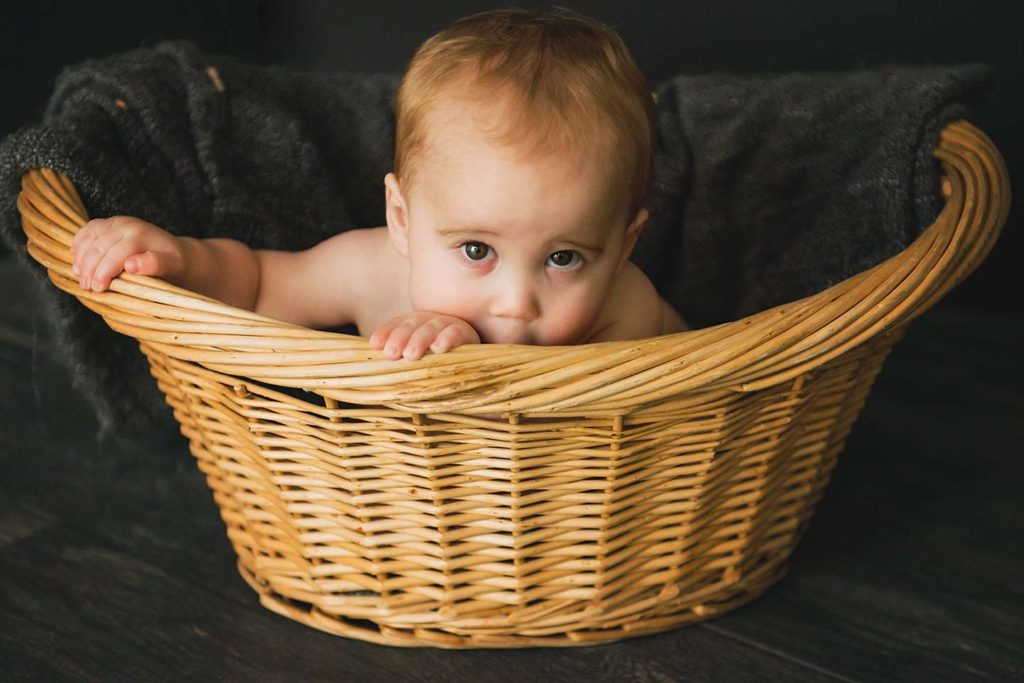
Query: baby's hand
369 312 481 360
71 216 186 292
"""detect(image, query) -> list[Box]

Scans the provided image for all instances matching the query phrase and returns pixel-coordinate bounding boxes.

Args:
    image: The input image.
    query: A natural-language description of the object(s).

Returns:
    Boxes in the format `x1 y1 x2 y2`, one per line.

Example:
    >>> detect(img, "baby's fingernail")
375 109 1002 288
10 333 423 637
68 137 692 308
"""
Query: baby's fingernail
402 347 417 359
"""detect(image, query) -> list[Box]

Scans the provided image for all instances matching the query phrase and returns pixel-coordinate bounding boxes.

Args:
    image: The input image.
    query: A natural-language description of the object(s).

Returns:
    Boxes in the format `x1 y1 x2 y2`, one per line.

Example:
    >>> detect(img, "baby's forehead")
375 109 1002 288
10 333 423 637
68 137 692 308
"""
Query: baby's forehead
423 89 613 164
409 97 631 229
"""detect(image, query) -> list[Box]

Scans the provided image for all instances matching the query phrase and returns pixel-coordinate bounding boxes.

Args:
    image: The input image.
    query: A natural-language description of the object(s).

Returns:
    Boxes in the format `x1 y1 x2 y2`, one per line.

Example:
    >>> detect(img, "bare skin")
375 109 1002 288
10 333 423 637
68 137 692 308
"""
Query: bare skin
71 220 687 357
70 93 689 360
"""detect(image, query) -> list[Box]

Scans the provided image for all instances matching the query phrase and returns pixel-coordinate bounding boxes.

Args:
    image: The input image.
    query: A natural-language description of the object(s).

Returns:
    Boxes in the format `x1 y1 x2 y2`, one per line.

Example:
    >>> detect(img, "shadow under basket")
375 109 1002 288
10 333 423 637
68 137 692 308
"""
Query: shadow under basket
18 121 1009 648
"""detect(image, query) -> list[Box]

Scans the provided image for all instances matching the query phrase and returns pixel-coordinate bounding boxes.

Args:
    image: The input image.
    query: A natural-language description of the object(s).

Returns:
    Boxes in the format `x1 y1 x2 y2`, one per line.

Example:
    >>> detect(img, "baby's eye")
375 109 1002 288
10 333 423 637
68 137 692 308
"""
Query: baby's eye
460 241 494 262
547 250 581 270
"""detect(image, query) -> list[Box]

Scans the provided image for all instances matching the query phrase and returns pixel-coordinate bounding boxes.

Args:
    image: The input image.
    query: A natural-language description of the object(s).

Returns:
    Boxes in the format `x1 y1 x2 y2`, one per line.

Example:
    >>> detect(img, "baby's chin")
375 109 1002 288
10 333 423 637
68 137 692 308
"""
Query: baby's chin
480 324 593 347
477 330 533 345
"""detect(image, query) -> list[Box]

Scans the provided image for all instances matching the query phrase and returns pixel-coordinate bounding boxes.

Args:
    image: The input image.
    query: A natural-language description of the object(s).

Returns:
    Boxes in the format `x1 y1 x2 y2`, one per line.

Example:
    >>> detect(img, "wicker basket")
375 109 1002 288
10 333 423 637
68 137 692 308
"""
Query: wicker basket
17 120 1008 648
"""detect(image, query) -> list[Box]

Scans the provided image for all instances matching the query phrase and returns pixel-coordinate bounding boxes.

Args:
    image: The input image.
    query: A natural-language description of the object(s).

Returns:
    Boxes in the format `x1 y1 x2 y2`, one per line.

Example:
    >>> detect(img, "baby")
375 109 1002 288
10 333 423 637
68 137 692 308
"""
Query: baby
70 8 689 361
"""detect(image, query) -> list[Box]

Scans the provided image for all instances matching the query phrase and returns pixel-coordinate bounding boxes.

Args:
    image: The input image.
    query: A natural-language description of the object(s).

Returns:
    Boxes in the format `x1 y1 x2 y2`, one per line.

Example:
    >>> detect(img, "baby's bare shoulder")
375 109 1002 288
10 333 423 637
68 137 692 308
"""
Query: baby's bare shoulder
309 226 395 312
588 261 687 342
257 226 387 329
304 226 380 268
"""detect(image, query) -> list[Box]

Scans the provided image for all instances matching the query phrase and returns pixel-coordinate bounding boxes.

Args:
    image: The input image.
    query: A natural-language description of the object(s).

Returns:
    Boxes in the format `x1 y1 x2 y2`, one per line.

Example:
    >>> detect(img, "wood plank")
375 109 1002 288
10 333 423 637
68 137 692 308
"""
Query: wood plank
0 522 328 682
0 519 837 682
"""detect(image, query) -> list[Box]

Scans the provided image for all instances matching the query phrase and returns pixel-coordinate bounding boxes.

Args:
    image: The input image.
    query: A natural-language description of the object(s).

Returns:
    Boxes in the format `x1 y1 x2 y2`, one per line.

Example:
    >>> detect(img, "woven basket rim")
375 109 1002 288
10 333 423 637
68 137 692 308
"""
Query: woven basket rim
17 120 1010 413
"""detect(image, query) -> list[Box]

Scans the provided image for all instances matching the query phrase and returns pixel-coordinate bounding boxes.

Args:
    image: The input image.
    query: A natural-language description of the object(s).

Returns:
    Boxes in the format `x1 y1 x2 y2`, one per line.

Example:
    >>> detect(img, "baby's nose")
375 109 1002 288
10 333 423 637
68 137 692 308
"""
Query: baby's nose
490 283 539 322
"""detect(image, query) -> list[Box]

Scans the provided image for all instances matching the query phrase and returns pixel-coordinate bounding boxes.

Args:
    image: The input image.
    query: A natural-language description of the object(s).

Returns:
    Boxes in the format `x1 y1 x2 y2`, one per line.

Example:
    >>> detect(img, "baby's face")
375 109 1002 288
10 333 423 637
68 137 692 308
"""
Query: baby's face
385 101 644 346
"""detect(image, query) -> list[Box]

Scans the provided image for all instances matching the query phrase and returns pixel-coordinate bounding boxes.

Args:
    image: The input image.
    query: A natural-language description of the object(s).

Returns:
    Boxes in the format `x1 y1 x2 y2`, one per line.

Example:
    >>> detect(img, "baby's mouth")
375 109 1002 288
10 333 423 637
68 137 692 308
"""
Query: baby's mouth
481 329 533 346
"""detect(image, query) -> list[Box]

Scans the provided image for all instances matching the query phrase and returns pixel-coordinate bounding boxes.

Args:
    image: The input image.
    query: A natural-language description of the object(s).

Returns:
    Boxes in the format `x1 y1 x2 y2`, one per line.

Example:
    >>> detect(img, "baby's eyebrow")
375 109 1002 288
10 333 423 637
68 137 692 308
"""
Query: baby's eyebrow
437 225 500 238
437 225 605 254
555 238 605 254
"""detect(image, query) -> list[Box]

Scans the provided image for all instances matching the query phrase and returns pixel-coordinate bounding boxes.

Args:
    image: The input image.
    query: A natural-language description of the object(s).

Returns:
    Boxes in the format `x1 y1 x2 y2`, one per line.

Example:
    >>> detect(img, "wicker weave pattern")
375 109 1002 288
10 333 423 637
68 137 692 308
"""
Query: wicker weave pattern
18 121 1009 647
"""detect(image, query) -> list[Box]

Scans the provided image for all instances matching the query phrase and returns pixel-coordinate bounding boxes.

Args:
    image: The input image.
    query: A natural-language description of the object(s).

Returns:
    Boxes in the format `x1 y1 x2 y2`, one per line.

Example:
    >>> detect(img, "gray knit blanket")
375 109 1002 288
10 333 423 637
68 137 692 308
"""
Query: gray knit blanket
0 41 992 437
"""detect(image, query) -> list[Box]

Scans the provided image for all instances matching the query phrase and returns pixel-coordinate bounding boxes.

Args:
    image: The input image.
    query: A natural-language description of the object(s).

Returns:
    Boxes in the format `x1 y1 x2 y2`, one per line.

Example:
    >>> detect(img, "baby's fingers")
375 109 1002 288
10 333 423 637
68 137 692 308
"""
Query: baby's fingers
71 219 103 255
71 221 104 277
368 323 398 351
75 232 124 289
403 320 452 360
384 319 434 360
430 324 475 354
371 320 418 359
369 315 479 360
88 240 144 291
125 250 175 278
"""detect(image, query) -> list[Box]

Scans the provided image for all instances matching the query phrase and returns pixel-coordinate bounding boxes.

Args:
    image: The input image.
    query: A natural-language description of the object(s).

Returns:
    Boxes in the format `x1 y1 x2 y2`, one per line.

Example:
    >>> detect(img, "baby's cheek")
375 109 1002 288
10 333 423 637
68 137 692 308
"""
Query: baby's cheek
410 277 473 319
539 304 600 346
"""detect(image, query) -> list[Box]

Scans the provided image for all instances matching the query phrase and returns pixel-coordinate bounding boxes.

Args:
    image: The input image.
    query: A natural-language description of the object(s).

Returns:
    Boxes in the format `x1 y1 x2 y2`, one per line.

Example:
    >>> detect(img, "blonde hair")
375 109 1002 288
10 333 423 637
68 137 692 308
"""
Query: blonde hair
394 7 656 219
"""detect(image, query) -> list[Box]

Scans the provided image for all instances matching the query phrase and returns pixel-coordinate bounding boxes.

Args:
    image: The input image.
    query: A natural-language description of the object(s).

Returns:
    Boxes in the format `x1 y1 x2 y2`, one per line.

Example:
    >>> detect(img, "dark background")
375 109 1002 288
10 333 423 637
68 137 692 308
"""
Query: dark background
1 4 1021 680
1 0 1018 317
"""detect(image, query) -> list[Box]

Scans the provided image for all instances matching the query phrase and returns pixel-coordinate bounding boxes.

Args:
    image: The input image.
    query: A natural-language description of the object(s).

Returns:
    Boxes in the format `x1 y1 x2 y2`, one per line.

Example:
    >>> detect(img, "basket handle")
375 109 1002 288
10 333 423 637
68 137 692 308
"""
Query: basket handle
17 120 1010 413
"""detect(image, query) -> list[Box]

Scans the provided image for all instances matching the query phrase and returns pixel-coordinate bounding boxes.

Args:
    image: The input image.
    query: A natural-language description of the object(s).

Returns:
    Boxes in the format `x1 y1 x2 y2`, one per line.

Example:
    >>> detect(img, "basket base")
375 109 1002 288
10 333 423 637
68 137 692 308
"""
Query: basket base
235 559 786 649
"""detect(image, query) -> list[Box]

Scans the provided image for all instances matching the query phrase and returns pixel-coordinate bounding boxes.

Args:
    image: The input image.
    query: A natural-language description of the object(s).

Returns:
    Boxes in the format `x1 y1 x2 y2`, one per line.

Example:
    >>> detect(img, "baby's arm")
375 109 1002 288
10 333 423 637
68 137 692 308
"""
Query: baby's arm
70 216 367 330
71 217 476 358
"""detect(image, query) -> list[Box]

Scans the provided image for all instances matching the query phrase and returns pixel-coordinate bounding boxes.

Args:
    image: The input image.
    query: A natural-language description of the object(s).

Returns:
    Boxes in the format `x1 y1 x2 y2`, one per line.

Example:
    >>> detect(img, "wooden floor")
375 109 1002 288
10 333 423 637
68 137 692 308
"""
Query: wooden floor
1 255 1021 682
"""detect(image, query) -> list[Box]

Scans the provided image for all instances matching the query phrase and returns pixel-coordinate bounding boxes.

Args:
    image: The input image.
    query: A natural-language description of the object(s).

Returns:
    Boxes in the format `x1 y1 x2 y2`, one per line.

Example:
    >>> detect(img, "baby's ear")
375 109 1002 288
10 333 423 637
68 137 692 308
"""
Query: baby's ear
384 173 410 258
619 208 649 268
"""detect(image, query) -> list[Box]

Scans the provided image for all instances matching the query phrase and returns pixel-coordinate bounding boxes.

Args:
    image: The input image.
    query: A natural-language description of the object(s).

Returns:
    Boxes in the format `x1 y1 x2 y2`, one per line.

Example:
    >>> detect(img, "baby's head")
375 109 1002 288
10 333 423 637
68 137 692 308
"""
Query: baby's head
384 7 656 345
